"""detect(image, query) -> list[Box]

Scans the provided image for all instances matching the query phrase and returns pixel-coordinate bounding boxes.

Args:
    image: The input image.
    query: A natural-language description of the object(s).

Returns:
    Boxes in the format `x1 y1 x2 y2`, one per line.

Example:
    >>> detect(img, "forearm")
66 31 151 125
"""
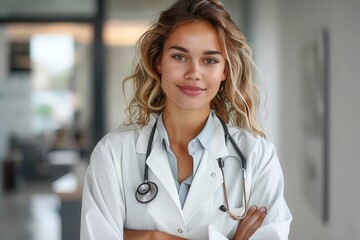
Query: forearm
124 229 187 240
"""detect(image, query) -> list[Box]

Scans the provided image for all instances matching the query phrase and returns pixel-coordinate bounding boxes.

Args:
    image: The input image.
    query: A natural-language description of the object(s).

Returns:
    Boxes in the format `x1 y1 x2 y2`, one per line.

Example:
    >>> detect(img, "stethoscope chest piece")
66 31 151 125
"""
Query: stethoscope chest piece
135 181 158 203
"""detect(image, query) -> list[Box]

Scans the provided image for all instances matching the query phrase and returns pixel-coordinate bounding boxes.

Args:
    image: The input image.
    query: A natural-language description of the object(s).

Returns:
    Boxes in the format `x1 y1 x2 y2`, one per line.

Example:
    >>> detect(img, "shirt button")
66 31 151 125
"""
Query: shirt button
178 228 183 233
192 142 197 148
211 172 216 177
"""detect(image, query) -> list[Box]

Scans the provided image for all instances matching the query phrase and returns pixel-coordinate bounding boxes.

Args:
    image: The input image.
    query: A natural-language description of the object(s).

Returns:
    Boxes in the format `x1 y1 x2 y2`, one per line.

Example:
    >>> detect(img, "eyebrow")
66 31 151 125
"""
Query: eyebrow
168 45 222 56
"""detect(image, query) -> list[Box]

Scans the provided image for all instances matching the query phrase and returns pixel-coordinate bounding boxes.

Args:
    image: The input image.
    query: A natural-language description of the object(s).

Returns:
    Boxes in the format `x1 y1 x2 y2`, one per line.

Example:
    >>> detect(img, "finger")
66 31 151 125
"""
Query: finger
233 206 258 240
240 206 258 223
234 206 267 240
243 206 266 228
243 208 267 239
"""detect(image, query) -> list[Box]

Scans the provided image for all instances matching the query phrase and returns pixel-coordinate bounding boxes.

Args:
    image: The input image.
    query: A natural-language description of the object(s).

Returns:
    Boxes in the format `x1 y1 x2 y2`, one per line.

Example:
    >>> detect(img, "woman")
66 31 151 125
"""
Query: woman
80 0 292 239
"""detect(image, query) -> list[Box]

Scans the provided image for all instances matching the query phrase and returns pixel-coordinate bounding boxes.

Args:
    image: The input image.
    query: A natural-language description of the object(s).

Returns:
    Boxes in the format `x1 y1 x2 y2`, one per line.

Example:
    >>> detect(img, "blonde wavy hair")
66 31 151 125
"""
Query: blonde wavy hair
123 0 265 138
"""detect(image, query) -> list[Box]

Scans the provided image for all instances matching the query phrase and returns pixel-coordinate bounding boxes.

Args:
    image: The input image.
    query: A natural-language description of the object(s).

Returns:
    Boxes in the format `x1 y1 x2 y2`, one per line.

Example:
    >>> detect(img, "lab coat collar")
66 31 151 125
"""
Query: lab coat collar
207 119 229 158
136 117 157 155
136 116 229 158
135 117 230 223
182 122 228 223
136 120 182 211
136 114 228 156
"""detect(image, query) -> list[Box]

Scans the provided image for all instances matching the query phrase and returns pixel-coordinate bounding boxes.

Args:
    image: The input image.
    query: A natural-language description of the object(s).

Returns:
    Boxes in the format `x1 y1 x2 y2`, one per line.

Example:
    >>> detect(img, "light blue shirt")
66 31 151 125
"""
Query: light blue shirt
157 111 218 208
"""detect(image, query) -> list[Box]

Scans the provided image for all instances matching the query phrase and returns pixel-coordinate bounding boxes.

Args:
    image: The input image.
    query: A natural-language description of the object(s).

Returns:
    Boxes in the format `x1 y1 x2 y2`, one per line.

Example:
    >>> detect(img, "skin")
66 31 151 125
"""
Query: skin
158 20 226 181
125 20 267 240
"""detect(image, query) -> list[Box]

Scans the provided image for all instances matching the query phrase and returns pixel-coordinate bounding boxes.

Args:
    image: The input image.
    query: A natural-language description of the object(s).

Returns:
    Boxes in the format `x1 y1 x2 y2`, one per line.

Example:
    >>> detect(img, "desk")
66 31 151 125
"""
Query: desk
47 150 81 181
52 172 83 240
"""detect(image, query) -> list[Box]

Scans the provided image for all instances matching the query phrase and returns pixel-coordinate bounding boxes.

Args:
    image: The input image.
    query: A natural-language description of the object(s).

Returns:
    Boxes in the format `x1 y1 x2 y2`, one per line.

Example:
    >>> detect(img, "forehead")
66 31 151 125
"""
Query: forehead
164 20 222 51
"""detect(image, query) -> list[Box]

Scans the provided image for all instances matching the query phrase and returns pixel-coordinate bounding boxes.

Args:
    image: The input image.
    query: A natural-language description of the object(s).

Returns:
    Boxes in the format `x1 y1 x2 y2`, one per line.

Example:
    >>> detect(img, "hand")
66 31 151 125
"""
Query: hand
232 206 267 240
124 229 187 240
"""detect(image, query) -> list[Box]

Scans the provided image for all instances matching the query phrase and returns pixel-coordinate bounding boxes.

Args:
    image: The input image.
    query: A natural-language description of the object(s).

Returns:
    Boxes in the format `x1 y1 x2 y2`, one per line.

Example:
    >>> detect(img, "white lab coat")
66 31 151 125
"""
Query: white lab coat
80 119 292 240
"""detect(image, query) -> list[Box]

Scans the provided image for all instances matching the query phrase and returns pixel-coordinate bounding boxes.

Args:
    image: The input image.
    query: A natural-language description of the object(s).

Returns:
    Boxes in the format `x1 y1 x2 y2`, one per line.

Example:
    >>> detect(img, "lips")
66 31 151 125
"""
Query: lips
178 85 205 96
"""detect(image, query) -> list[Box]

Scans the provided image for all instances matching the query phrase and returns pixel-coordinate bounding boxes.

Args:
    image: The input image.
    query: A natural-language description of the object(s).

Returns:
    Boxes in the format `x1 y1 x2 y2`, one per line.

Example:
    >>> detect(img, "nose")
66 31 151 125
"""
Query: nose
184 61 201 80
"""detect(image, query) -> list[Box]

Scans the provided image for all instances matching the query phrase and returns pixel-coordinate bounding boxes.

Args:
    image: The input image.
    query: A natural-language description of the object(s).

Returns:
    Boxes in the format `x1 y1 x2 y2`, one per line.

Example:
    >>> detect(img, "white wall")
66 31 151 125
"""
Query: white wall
246 0 282 149
280 1 360 239
106 46 136 131
250 0 360 239
72 42 92 133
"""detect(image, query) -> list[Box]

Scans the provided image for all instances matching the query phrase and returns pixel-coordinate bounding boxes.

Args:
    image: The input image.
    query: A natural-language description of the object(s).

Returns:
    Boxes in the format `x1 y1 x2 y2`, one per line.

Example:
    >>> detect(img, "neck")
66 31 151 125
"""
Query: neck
162 108 210 145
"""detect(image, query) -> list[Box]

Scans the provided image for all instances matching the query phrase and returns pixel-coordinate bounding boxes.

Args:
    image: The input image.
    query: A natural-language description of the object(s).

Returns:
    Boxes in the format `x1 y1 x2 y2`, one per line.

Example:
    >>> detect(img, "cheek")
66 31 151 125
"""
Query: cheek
212 80 223 92
209 70 226 88
161 65 181 83
160 71 175 94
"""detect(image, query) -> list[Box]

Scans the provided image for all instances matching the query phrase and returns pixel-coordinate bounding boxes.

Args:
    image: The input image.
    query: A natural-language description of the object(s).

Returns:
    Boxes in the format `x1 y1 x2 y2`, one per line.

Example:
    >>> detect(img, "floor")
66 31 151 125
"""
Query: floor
0 180 61 240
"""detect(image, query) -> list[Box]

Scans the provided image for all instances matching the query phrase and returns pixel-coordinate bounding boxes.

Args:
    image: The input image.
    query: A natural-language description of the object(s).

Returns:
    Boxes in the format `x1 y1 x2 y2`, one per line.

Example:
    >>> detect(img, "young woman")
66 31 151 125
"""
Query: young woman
80 0 292 239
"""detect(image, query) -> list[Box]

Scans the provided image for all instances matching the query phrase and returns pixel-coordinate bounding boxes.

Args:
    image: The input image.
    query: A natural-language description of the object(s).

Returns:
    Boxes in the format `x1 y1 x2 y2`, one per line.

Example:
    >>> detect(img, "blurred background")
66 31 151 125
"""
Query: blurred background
0 0 359 239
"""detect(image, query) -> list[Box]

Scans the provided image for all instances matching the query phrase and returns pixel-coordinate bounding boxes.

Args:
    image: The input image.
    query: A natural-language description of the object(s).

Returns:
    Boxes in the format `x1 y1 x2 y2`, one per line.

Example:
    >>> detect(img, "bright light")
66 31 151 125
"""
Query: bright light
30 34 75 74
104 21 149 46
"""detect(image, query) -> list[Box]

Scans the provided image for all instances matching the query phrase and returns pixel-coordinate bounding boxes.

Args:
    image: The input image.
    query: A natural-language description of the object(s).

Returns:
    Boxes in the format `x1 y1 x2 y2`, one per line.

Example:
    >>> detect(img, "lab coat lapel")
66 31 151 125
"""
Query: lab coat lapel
136 122 182 212
146 148 182 210
183 123 228 224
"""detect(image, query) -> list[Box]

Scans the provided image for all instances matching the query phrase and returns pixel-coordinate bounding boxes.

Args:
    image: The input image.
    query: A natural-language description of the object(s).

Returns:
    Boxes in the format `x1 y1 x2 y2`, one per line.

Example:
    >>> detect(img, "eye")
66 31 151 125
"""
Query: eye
172 54 186 62
204 58 219 65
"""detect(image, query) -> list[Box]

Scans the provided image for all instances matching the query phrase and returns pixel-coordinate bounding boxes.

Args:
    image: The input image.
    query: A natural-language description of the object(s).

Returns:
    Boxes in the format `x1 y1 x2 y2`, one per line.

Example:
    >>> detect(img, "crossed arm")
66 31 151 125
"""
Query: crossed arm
124 206 267 240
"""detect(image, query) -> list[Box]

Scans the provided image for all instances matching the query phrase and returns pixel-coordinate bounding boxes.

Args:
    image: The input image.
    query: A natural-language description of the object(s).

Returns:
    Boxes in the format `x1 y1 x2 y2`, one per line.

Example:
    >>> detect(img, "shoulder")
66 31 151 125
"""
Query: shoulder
226 126 284 183
228 126 273 147
100 124 142 145
92 123 143 157
86 124 147 173
227 126 276 163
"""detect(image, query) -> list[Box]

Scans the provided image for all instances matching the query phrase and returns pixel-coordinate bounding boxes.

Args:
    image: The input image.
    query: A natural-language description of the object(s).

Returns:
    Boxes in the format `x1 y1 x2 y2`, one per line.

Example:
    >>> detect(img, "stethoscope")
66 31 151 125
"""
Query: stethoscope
135 117 248 220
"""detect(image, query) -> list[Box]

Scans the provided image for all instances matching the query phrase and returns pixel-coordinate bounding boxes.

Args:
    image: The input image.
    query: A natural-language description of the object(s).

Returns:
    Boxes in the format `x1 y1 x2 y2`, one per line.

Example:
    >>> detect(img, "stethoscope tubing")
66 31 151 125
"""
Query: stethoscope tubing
135 115 248 220
218 118 247 170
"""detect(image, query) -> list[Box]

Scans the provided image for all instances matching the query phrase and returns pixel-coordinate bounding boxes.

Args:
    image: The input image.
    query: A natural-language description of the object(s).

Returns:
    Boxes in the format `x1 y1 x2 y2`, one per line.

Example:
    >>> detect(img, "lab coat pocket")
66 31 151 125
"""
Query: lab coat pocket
208 224 230 240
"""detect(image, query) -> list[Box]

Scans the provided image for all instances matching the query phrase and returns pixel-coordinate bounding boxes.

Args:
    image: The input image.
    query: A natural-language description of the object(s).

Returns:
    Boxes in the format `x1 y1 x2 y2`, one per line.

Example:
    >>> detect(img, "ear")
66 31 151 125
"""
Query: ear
156 63 162 74
221 66 227 81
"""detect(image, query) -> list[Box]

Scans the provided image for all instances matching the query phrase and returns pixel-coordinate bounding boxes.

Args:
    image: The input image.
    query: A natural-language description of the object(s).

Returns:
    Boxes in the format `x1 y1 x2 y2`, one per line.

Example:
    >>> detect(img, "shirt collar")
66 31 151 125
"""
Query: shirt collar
156 112 170 151
156 111 218 151
197 111 217 150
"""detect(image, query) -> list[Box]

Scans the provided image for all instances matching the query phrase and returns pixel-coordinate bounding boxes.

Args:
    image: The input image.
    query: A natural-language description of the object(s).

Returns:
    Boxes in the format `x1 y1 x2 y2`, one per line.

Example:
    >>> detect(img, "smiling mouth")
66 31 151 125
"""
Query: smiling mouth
178 85 205 96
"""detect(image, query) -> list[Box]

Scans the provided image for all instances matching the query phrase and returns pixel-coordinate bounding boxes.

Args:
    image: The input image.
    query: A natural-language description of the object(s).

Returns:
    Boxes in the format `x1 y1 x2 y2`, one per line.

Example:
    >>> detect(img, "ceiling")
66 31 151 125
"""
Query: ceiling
1 0 243 46
1 0 241 23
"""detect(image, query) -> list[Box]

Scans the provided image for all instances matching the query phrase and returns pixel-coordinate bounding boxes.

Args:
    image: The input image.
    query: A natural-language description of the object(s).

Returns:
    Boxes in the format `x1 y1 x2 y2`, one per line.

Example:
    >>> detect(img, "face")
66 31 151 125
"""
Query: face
157 20 226 114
